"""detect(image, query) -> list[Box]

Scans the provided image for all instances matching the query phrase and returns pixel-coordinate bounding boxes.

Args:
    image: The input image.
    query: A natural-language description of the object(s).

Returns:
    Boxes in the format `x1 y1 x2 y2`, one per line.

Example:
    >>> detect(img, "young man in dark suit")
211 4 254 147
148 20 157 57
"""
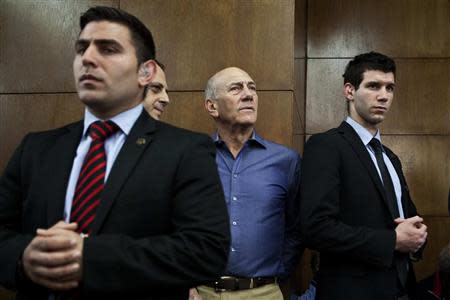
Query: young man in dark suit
0 6 229 300
300 52 427 300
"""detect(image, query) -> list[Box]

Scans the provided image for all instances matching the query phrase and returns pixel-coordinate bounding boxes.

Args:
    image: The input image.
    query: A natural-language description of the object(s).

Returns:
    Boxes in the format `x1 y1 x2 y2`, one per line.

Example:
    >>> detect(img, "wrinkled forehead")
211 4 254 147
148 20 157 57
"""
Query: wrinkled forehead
215 69 254 89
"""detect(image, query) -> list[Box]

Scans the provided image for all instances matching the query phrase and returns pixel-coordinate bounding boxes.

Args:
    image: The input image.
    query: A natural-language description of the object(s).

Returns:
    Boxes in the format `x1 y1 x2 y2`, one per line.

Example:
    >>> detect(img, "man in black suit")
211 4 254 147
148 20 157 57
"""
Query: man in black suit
0 6 229 300
299 52 427 300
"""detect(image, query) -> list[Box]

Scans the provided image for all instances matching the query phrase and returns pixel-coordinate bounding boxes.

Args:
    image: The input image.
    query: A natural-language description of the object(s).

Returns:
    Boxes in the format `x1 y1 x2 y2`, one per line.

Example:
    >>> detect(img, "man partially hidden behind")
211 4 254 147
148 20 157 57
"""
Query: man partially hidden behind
143 60 170 120
0 6 229 300
192 67 303 300
299 52 427 300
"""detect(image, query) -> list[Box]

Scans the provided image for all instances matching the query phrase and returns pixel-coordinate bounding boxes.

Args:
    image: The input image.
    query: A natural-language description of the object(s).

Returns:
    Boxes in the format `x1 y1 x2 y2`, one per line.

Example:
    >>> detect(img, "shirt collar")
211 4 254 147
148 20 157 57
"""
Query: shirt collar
83 104 143 136
212 130 266 149
345 116 382 148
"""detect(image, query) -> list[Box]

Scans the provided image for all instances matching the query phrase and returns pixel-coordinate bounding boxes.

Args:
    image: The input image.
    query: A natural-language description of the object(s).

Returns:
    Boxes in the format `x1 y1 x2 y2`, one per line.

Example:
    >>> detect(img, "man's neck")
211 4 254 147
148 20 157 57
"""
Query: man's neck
348 115 379 136
217 125 254 159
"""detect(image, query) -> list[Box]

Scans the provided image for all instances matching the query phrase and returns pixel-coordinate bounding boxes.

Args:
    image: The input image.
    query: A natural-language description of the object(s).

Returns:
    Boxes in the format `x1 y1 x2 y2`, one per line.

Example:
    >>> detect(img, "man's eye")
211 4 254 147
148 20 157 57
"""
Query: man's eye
248 85 257 91
102 47 117 54
75 46 86 54
149 85 163 93
386 85 395 92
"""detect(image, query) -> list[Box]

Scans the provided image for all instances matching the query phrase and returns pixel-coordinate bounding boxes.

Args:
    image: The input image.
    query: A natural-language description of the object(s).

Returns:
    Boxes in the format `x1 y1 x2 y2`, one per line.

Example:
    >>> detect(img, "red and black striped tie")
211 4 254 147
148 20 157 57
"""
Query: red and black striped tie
70 120 119 234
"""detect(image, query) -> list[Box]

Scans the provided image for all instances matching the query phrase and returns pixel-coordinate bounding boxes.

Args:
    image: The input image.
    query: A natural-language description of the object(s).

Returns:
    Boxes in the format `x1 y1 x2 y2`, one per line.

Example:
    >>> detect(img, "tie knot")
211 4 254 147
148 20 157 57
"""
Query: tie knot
89 120 119 141
369 138 383 153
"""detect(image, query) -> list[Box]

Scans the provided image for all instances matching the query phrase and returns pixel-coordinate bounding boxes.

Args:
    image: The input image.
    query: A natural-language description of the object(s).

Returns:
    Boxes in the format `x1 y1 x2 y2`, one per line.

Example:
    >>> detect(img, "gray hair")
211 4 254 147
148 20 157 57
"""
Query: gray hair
205 76 216 100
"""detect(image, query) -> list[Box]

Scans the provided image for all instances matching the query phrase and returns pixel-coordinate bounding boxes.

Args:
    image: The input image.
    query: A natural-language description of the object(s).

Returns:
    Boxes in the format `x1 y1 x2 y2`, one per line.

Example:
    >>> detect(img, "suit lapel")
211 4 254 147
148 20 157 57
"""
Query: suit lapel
90 111 156 234
46 122 84 227
338 122 399 219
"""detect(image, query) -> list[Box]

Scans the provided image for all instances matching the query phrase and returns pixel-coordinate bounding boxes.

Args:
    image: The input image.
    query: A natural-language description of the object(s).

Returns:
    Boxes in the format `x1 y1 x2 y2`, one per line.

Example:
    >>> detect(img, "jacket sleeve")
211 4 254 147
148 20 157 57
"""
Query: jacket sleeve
0 135 34 289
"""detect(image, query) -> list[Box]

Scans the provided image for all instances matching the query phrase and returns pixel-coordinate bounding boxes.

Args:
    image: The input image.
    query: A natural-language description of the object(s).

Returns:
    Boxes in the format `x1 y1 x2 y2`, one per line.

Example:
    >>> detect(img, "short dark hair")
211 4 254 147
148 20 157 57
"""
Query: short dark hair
80 6 155 65
343 51 396 90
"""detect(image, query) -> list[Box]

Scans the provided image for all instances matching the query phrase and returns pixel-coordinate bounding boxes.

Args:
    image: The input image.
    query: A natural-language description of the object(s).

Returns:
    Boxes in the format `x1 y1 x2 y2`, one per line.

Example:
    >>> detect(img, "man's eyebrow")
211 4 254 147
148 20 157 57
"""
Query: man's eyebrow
95 39 123 48
75 39 89 47
149 82 164 88
226 81 256 87
75 38 123 48
365 80 395 86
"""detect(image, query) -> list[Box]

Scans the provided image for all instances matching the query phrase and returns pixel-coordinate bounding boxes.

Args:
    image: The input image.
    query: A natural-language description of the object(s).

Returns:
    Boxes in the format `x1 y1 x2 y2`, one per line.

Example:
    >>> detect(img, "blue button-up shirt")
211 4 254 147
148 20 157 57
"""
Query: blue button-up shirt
213 132 302 279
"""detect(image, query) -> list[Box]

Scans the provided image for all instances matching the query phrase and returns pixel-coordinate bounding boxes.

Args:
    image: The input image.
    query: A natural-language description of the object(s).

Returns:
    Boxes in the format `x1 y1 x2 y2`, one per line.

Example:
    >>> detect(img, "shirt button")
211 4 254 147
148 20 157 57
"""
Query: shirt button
232 221 237 225
231 247 236 252
233 174 237 178
232 196 237 201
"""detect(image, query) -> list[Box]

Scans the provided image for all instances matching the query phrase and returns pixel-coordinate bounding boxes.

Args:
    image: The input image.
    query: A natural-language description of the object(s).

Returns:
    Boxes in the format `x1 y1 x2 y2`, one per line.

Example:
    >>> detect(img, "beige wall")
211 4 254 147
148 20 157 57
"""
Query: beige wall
0 0 449 298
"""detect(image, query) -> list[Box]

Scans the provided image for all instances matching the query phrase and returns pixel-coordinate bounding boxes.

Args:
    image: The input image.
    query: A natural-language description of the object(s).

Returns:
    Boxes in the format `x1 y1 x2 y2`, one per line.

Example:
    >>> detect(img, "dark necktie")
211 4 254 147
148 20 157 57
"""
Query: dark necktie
369 138 408 288
70 120 119 234
369 138 400 217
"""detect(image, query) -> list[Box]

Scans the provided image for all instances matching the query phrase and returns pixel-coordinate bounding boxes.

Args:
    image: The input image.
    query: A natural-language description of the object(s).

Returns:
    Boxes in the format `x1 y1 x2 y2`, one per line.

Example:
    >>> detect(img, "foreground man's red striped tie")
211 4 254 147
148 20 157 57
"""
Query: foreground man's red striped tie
70 120 119 234
56 120 119 300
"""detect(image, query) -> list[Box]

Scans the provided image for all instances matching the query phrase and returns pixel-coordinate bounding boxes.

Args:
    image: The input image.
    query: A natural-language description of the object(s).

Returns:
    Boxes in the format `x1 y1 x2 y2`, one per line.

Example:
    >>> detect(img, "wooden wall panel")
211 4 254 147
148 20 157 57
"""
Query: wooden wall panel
383 135 450 216
161 91 294 147
307 0 450 57
294 59 305 134
305 59 450 134
0 0 119 93
292 134 304 154
384 59 450 134
122 0 295 91
0 94 84 172
414 216 450 280
294 0 306 58
305 59 347 134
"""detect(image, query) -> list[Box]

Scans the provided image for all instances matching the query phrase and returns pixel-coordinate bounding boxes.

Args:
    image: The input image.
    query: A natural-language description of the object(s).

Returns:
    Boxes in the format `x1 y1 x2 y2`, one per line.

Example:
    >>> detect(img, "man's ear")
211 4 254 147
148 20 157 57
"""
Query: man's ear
138 60 156 87
343 82 355 101
205 99 219 118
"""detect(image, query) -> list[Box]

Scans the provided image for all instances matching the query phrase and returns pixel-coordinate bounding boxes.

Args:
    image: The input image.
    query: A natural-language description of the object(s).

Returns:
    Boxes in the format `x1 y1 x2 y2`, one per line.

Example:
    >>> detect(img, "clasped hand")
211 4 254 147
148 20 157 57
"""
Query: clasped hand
22 221 84 290
394 215 427 253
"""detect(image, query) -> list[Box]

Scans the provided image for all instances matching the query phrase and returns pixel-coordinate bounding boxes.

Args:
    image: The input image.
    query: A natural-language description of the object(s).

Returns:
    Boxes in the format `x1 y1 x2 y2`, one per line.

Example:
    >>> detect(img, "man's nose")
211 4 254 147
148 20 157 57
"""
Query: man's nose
242 85 255 100
377 87 390 101
160 90 170 104
81 45 98 67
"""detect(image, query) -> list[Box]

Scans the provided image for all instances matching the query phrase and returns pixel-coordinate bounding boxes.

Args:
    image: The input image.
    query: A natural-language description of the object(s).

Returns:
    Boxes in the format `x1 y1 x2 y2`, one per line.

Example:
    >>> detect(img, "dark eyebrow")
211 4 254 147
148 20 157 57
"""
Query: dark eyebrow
75 39 89 48
75 39 123 50
149 82 164 89
95 39 123 49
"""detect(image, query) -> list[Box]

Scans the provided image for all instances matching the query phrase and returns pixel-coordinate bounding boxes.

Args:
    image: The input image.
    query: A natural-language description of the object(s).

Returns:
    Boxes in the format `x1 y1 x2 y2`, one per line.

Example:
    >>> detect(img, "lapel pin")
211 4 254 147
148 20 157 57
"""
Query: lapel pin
136 138 146 146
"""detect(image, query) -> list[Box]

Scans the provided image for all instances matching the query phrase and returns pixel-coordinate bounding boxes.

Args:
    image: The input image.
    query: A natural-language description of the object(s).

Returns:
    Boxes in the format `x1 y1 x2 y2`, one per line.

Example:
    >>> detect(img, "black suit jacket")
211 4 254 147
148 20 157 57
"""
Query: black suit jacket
0 111 230 300
300 121 421 300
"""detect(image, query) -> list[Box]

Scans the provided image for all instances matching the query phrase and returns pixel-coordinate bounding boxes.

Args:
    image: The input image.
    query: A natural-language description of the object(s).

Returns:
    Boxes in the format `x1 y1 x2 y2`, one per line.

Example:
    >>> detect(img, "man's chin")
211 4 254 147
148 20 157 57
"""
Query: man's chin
78 92 106 106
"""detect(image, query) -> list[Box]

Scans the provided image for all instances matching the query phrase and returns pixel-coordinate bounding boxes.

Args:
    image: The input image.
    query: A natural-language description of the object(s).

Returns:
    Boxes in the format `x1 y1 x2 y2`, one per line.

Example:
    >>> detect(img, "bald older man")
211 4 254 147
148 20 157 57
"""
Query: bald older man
144 61 169 120
194 67 304 300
